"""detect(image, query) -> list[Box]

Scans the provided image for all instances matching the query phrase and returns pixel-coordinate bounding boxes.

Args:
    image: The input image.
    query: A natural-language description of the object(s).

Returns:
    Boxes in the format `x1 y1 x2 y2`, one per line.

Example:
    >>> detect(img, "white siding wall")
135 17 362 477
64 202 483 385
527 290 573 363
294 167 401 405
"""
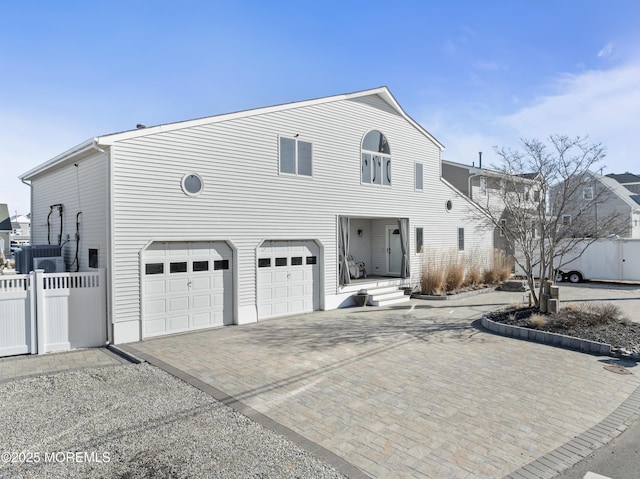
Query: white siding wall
30 151 109 272
348 218 372 270
102 94 492 341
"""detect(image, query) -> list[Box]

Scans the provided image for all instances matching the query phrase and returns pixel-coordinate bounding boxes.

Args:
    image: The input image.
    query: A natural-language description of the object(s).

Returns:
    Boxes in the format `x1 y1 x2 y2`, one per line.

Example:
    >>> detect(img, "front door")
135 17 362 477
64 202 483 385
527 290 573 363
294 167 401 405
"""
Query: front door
386 226 402 275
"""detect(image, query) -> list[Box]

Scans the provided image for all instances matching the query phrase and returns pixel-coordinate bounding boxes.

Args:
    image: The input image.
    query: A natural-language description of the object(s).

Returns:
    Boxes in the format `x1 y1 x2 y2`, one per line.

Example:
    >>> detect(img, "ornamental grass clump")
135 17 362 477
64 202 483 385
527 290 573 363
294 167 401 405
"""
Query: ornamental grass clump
482 249 514 284
445 252 466 292
420 249 448 295
465 252 483 286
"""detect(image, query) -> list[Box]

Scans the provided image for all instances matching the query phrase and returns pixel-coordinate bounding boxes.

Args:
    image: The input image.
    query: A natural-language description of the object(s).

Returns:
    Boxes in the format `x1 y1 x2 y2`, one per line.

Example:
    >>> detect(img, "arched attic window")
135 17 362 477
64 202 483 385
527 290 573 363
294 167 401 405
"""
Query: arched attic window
361 130 391 186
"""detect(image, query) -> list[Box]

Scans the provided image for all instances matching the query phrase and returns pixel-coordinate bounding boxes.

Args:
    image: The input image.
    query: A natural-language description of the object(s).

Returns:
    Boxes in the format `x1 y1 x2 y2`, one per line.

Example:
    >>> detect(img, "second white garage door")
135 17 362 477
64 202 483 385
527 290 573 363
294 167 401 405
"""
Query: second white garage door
142 241 233 338
257 240 319 319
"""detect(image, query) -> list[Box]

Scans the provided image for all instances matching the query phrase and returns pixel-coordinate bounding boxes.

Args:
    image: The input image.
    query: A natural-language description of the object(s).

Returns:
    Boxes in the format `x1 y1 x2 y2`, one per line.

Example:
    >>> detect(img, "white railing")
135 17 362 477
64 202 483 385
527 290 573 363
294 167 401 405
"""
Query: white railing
0 269 106 357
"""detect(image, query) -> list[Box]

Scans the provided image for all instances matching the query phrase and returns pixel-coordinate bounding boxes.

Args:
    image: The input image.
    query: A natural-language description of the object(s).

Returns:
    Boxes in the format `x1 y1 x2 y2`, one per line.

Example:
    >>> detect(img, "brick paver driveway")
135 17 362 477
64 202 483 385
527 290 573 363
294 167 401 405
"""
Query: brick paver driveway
124 289 640 479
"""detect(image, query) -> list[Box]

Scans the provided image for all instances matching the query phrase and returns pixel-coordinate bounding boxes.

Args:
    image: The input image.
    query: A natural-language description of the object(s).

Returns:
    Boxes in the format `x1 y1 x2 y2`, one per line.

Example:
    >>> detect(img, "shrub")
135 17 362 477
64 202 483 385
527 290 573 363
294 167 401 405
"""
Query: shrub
529 314 548 328
554 302 627 328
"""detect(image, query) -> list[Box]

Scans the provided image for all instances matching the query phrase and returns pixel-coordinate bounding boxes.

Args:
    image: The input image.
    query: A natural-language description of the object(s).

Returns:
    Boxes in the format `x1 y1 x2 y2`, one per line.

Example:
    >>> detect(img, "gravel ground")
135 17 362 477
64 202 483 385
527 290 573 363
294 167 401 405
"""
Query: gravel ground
0 363 347 479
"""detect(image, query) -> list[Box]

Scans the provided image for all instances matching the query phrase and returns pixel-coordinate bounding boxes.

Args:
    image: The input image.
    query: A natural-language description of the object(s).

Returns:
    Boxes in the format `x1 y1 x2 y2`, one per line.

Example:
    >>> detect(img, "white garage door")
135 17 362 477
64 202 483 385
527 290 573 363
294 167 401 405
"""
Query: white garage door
142 241 232 338
257 240 319 319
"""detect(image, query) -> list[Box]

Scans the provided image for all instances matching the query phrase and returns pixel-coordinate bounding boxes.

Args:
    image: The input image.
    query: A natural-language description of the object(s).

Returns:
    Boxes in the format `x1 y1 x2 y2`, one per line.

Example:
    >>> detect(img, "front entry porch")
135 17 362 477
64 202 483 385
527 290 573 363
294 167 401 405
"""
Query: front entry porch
338 216 411 306
338 216 410 285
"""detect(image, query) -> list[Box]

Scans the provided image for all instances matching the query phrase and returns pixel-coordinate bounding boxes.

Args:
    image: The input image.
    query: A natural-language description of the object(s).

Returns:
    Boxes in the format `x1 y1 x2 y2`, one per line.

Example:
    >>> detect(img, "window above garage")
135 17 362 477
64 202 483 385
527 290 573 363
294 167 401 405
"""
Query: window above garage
361 130 391 186
279 136 313 177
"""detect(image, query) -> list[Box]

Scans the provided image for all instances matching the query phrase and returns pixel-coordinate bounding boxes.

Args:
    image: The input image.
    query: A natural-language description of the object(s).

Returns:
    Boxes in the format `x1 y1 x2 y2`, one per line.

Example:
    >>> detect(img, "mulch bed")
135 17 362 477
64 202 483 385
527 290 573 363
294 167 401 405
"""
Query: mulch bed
486 307 640 353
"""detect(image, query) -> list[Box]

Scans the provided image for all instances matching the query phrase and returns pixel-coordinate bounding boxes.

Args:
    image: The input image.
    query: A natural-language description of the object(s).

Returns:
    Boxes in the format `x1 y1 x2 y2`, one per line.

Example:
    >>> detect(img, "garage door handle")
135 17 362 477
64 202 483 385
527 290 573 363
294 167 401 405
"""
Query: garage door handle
187 281 192 288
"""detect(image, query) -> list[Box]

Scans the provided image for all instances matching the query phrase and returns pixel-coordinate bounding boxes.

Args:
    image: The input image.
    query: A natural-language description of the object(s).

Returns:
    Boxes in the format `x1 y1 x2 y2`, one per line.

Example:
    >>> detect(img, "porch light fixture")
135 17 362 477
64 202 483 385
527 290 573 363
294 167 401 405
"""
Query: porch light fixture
357 229 363 237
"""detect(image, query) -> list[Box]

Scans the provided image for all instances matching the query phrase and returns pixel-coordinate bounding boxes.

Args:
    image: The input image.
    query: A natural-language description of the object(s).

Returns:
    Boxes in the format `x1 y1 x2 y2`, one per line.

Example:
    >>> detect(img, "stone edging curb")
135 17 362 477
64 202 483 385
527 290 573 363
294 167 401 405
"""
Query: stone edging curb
481 315 613 356
503 381 640 478
482 315 640 361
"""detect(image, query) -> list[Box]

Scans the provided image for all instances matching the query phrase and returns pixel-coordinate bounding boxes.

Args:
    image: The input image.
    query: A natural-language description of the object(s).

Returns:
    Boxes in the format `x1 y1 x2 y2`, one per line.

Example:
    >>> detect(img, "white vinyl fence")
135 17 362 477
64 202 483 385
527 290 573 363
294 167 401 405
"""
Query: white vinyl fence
0 269 106 357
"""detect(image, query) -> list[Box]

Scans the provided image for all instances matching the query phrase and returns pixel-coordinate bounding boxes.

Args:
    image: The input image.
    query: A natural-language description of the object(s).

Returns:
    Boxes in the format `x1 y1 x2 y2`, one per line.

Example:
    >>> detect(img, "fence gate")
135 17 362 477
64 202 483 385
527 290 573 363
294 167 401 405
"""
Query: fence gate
0 275 34 357
0 269 106 357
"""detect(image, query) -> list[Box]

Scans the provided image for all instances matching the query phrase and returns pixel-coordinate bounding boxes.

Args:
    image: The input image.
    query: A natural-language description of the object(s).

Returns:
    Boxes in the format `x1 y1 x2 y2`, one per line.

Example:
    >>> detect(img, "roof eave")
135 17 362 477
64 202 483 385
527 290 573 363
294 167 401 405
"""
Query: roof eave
96 86 445 150
20 138 104 181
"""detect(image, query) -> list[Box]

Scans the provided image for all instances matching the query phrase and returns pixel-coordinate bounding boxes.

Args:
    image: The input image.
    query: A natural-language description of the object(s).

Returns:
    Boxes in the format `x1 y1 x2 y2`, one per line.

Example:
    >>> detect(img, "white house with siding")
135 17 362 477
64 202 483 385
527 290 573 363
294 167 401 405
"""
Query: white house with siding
20 87 493 345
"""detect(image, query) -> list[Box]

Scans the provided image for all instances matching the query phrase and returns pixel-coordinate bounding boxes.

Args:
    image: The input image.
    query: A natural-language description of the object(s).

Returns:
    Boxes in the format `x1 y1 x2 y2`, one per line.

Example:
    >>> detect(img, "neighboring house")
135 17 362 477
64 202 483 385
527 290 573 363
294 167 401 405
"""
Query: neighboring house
606 172 640 195
20 87 493 345
0 204 11 258
441 160 542 255
10 214 31 247
553 171 640 239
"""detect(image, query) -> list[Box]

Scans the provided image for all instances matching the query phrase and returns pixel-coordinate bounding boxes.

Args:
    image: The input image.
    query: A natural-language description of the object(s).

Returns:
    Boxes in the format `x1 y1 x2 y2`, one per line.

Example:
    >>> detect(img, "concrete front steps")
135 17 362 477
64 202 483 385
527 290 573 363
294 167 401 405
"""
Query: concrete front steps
366 285 410 307
340 277 412 307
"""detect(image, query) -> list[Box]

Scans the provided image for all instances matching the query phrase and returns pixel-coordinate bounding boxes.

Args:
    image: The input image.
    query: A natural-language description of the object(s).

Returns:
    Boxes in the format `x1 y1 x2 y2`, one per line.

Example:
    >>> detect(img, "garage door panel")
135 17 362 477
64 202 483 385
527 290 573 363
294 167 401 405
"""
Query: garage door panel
258 271 273 283
169 315 189 331
257 240 319 320
258 287 272 300
192 294 211 309
143 241 232 338
273 271 289 283
145 280 166 294
290 284 304 297
191 277 211 291
257 305 271 318
169 279 189 293
192 312 212 328
213 275 226 289
273 286 289 299
145 318 167 336
213 292 225 305
288 270 305 281
273 302 289 315
145 299 166 314
169 296 189 312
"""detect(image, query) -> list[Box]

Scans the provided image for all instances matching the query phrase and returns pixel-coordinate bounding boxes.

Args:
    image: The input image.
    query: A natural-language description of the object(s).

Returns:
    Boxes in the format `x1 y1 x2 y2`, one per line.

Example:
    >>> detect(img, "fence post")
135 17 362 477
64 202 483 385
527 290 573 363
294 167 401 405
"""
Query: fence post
34 269 46 355
29 271 37 354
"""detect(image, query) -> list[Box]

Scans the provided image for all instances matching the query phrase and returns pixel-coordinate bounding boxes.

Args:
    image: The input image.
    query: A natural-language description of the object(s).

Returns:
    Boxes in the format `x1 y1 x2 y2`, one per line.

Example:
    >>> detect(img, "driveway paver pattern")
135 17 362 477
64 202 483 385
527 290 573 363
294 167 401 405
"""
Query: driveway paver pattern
124 289 640 479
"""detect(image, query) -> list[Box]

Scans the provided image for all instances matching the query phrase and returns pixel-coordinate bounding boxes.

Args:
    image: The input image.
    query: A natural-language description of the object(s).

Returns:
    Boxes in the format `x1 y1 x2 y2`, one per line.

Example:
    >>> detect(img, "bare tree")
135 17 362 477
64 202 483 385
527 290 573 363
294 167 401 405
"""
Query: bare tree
473 134 627 307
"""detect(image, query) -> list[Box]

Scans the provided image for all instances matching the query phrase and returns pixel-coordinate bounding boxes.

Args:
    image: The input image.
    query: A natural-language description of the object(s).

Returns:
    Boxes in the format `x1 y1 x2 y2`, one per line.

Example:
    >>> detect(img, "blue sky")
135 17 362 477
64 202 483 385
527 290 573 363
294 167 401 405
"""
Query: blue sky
1 0 639 215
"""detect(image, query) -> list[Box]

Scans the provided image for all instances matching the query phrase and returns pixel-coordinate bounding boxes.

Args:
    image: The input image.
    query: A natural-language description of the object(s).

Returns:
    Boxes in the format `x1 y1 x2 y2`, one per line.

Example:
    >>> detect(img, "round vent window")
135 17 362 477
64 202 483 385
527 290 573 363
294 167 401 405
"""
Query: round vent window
446 200 453 211
182 173 203 196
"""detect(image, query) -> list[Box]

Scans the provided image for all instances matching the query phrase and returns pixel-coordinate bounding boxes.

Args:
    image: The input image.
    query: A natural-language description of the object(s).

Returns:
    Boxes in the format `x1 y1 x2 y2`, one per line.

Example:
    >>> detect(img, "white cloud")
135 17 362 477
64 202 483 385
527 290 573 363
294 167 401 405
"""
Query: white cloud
435 61 640 174
597 42 615 58
498 62 640 172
